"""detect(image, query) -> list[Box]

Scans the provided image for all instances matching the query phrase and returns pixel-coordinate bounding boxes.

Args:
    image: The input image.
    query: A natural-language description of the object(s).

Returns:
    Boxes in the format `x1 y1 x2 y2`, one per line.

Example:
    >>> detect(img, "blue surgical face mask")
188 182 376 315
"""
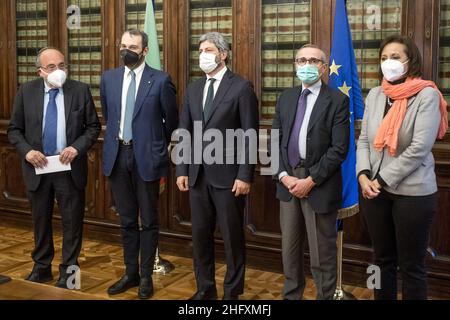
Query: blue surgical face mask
296 64 320 84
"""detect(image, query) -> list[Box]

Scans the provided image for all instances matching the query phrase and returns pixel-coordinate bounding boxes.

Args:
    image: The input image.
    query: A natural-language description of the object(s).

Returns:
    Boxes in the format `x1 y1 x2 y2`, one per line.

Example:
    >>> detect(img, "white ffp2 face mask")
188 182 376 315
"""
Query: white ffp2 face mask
381 59 409 82
199 52 219 74
45 69 67 88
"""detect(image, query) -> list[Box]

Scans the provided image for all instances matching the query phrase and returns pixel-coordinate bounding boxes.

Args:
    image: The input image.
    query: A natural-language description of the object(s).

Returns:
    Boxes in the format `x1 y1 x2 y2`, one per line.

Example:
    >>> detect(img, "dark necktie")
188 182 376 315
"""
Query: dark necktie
43 88 59 156
288 88 311 168
203 78 216 120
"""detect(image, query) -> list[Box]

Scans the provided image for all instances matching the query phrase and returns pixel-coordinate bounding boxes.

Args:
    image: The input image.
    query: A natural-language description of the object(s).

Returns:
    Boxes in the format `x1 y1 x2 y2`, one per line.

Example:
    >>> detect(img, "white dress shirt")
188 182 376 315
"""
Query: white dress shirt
42 82 66 154
279 80 322 181
202 66 228 109
119 62 146 140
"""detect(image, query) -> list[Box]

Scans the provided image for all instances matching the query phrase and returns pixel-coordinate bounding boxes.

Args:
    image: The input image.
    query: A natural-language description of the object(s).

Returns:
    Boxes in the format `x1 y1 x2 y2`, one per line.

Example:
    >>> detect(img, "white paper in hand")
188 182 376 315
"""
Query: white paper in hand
35 155 72 175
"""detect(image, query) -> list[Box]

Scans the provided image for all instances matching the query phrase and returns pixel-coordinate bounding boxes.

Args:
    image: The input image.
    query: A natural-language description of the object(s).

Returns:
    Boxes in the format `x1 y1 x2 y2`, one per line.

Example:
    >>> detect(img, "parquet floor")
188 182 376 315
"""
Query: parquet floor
0 223 374 300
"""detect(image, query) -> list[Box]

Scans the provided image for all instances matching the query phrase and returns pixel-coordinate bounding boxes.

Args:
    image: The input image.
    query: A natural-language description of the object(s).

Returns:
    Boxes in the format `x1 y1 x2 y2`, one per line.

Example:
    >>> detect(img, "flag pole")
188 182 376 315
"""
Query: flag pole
144 0 174 274
153 247 175 274
327 0 364 300
333 218 356 300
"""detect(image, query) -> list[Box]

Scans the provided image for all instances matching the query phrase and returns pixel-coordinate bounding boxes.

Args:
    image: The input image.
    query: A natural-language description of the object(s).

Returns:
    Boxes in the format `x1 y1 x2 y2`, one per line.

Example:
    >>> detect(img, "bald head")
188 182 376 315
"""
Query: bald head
36 47 67 88
36 47 65 69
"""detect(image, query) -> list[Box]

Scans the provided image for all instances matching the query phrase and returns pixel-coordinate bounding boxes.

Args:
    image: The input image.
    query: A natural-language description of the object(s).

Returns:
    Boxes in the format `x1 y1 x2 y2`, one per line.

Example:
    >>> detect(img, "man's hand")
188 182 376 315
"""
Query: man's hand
280 175 299 189
232 179 251 197
358 174 381 199
288 176 316 199
176 176 189 192
59 146 79 165
25 150 48 168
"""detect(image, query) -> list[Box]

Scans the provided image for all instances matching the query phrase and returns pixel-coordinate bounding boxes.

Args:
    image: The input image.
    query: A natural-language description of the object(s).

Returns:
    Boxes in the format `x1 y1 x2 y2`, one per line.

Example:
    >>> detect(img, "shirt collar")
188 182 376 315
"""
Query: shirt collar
125 61 146 77
302 79 322 96
207 66 227 82
43 81 63 94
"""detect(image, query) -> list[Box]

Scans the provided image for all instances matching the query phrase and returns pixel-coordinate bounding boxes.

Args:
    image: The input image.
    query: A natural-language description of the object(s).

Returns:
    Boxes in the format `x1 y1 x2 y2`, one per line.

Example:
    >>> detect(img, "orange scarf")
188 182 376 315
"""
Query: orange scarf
373 77 448 156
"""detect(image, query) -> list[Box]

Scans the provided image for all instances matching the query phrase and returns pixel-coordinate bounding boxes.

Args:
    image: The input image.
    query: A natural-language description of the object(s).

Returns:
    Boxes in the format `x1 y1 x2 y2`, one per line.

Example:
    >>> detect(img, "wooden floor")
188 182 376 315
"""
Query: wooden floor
0 223 374 300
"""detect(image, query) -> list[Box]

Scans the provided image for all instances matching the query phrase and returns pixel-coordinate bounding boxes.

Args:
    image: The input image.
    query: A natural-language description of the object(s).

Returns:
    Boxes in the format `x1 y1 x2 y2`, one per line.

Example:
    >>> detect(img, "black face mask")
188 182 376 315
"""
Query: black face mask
120 49 143 69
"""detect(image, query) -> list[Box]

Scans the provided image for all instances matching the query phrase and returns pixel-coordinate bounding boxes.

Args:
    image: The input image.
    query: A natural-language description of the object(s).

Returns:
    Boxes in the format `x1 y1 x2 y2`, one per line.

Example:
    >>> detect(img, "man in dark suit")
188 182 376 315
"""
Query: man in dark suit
272 44 350 300
8 47 101 289
100 29 178 299
176 32 259 300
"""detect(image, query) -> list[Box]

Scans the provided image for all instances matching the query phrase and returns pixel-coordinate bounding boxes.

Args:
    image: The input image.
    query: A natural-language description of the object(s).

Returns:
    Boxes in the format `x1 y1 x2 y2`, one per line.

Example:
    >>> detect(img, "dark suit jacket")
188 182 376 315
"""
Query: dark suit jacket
8 78 101 192
272 83 350 213
100 64 178 181
175 69 259 188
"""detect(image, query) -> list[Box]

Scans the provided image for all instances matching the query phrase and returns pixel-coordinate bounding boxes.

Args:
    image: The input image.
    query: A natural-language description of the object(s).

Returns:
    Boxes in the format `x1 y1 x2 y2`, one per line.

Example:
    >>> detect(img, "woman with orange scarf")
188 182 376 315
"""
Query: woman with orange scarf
356 35 448 300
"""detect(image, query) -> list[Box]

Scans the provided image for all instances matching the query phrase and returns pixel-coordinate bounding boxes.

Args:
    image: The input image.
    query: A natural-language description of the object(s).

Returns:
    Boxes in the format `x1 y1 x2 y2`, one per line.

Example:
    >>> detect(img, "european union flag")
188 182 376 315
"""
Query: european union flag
328 0 364 215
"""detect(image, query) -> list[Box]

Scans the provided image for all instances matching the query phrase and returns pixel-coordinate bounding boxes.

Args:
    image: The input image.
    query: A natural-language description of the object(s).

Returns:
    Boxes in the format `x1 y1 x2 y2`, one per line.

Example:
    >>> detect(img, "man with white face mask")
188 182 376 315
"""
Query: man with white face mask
8 47 101 289
272 44 350 300
176 32 259 300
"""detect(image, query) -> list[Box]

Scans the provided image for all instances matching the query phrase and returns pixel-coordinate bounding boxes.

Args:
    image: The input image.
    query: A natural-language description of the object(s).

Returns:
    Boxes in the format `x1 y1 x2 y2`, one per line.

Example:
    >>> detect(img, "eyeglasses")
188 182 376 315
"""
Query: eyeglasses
40 63 67 72
294 57 324 66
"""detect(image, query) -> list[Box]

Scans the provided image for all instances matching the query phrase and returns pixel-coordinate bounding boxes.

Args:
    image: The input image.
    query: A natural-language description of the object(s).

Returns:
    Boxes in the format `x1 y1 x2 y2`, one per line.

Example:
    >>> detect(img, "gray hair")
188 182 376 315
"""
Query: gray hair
297 44 328 64
35 47 65 68
198 32 230 64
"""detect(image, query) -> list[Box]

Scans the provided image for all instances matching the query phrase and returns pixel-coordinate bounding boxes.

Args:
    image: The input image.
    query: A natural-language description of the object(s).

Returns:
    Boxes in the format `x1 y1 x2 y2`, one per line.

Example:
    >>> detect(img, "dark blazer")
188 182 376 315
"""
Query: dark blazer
100 64 178 181
176 69 259 188
272 83 350 213
8 78 101 192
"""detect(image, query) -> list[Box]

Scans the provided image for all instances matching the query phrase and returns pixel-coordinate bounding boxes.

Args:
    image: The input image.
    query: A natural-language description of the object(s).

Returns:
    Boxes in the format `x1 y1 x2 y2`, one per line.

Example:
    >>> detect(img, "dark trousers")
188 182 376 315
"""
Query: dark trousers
189 169 246 296
109 145 160 278
360 189 436 300
28 171 85 275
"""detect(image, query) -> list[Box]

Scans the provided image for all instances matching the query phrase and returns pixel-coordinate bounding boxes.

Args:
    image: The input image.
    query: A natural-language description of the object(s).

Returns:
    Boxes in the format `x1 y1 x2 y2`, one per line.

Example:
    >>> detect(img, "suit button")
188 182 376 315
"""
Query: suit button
116 138 119 141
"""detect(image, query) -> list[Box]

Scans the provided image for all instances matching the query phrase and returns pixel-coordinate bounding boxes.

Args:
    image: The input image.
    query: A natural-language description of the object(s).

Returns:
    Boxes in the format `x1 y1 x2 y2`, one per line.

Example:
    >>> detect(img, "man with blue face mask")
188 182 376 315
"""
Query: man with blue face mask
272 44 350 300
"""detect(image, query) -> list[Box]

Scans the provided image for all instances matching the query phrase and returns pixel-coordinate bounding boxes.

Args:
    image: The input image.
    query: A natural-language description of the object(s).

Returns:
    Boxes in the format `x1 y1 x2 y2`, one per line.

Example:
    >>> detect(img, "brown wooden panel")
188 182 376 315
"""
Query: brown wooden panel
169 165 193 234
311 0 333 83
0 143 29 212
84 145 101 219
104 0 121 72
244 171 281 247
232 0 259 88
404 0 440 81
164 0 188 108
0 1 17 121
47 0 68 53
342 210 372 247
430 163 450 257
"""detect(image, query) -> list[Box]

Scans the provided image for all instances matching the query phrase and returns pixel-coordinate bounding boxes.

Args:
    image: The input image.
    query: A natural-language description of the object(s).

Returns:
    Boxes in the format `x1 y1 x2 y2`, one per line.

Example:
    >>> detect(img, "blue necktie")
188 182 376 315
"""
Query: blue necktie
123 70 136 143
288 88 311 168
43 88 59 156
